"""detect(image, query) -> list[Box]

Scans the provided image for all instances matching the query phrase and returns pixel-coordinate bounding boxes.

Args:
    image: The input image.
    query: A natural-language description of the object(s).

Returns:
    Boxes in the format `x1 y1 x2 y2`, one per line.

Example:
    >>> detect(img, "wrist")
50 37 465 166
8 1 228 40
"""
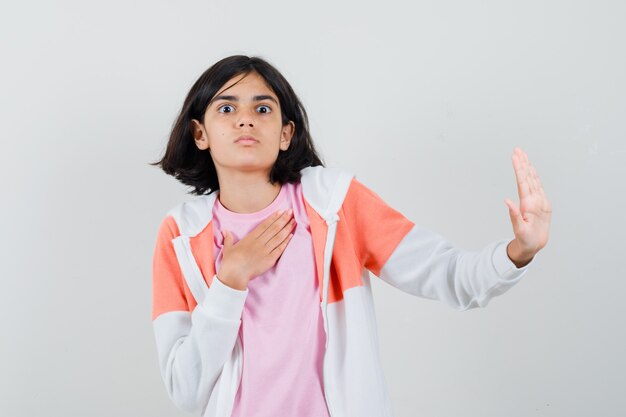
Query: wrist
506 239 535 268
217 265 249 290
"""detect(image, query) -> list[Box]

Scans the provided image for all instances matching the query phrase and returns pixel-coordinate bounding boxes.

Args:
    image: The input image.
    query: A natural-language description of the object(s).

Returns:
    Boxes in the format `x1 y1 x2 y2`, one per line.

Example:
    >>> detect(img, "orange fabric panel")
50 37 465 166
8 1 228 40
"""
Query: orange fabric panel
302 198 353 304
302 178 415 305
341 178 415 277
152 215 195 320
189 223 217 290
328 204 368 302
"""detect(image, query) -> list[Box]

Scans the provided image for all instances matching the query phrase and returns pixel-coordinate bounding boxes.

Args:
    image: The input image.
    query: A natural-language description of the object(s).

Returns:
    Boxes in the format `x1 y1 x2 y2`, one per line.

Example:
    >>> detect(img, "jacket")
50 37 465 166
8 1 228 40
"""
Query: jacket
151 165 534 417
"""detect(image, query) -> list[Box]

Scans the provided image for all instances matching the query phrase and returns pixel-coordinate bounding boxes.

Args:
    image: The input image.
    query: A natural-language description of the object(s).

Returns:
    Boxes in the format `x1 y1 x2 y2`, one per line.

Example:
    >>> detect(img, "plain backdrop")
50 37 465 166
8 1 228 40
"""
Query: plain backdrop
1 0 625 416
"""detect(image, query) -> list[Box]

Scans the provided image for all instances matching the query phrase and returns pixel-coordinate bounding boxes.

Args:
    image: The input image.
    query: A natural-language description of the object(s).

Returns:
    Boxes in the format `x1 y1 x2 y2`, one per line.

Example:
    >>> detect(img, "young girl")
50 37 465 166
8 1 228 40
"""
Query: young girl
150 55 551 417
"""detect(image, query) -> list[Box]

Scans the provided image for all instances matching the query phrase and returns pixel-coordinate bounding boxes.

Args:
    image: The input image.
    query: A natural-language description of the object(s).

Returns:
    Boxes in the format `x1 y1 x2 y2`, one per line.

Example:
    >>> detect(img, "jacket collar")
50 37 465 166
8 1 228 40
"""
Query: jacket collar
167 166 354 237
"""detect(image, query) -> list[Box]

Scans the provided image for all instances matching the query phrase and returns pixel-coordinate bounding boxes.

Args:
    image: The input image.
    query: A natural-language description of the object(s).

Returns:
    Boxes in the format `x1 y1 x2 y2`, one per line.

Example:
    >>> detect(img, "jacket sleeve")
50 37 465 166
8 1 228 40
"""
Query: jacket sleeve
342 178 536 311
151 215 248 412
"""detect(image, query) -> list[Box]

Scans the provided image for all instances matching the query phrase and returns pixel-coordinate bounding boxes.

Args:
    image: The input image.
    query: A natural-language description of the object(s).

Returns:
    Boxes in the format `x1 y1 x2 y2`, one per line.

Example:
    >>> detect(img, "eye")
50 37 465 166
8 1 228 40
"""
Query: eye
218 104 234 113
257 105 272 114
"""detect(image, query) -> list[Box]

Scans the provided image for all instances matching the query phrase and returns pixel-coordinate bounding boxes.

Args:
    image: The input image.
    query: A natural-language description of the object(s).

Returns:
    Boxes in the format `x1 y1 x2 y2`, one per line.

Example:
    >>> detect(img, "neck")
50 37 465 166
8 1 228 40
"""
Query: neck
216 169 282 214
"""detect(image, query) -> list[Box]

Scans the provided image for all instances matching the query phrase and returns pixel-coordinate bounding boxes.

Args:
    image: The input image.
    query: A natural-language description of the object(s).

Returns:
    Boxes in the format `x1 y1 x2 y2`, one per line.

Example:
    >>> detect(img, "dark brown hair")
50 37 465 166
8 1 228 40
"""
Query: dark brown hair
150 55 325 195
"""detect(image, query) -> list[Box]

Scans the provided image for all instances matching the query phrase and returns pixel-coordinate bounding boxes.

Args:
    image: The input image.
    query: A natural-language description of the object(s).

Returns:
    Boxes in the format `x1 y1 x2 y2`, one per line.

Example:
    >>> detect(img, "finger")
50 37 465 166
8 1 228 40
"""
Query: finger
531 167 550 208
521 150 537 194
258 210 293 244
265 218 296 249
270 232 294 258
512 150 531 201
519 147 529 165
251 209 287 239
525 162 536 194
529 164 539 194
519 148 536 192
534 169 547 198
222 230 232 248
530 163 547 195
519 149 543 193
519 149 535 195
505 198 524 228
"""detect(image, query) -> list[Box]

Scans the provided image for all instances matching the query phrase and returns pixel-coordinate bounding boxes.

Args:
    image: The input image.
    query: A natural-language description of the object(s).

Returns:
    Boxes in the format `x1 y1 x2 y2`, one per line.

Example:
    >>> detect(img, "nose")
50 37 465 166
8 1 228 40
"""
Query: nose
237 108 255 127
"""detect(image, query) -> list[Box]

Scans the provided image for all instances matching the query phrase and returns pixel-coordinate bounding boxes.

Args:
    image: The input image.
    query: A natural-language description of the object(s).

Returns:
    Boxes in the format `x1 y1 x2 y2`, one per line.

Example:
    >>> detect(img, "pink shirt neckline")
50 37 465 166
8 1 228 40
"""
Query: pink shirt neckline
215 184 287 221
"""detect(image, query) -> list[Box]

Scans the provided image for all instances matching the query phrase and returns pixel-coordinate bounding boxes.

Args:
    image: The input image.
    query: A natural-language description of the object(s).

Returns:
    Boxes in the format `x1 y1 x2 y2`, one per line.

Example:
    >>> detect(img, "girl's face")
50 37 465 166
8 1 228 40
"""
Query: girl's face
192 71 295 181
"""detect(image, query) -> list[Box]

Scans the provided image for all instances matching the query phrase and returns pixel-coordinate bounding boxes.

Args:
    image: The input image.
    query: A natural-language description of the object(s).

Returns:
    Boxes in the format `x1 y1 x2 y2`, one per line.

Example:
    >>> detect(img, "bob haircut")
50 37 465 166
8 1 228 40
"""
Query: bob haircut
150 55 325 196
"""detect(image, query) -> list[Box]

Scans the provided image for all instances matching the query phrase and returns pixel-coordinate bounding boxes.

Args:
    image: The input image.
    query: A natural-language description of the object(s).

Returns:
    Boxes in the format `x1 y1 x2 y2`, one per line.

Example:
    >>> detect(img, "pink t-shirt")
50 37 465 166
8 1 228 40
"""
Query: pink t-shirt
211 181 330 417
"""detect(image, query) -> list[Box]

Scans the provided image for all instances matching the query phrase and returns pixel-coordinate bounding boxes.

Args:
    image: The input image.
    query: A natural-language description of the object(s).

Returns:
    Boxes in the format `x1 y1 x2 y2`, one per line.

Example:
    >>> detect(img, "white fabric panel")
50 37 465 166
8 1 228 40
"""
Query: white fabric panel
300 165 354 219
324 273 396 417
171 235 209 305
378 224 533 311
152 295 244 414
168 193 217 237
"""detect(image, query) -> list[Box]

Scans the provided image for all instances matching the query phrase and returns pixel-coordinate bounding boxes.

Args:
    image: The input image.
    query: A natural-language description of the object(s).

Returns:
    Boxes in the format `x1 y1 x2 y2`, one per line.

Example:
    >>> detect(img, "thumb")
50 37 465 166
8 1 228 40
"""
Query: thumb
222 230 232 248
505 198 524 230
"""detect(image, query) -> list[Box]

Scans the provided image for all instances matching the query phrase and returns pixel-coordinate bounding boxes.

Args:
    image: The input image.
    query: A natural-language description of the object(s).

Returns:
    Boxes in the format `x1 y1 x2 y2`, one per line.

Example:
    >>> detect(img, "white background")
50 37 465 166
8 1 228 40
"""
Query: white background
1 0 625 416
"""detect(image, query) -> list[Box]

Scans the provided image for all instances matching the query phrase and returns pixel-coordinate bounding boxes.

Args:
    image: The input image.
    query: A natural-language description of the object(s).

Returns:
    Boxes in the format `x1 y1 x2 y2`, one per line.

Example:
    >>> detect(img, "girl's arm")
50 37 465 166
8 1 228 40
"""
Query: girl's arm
152 216 247 412
377 224 532 310
340 178 536 311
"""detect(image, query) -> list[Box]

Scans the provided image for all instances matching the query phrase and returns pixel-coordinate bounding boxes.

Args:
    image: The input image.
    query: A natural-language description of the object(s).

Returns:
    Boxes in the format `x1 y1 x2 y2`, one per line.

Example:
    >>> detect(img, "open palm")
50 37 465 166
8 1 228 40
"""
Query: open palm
504 147 552 255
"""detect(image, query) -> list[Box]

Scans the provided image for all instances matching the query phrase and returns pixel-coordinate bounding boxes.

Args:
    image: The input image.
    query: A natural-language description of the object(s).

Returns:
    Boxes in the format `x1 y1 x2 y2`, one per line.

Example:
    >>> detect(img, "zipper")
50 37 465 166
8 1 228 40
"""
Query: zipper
322 303 334 417
321 298 334 417
321 216 339 417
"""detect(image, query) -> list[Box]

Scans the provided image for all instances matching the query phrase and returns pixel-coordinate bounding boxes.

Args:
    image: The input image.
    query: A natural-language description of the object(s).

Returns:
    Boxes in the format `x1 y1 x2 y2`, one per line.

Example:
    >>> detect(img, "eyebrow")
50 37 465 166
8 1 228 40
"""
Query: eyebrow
210 95 278 105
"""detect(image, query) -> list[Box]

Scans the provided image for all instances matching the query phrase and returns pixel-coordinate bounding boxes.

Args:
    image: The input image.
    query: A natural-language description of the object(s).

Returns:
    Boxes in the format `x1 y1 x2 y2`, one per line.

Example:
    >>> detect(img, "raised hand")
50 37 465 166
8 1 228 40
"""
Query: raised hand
504 147 552 267
217 208 296 290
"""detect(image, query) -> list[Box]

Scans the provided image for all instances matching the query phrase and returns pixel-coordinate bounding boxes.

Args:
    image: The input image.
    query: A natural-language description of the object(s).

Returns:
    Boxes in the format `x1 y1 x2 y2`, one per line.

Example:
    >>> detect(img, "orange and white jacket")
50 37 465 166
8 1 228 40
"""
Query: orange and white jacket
152 165 534 417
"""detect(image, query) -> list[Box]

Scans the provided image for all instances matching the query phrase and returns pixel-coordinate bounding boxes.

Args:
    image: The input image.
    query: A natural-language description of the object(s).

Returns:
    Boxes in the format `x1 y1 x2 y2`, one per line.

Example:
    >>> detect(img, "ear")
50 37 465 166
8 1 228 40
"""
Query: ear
280 121 295 151
191 119 210 151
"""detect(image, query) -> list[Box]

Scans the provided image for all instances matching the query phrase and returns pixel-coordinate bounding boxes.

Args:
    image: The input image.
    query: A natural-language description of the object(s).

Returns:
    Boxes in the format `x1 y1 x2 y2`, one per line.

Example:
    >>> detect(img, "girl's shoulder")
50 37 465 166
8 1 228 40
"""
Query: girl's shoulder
164 192 218 238
300 165 354 220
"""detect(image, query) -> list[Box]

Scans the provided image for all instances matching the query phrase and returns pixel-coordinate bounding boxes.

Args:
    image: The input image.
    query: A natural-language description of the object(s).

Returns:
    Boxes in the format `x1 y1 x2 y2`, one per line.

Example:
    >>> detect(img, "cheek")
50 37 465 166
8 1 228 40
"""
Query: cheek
206 121 228 139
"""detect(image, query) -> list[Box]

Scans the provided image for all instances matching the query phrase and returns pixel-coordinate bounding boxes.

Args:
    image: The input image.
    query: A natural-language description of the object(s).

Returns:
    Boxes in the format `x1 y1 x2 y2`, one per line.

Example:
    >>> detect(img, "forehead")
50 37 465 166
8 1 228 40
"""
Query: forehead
216 71 275 97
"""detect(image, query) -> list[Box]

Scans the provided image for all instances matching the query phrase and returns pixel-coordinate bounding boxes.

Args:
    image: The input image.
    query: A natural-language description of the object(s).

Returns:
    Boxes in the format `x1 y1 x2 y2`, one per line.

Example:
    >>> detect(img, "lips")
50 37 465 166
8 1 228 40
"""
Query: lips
235 135 259 144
